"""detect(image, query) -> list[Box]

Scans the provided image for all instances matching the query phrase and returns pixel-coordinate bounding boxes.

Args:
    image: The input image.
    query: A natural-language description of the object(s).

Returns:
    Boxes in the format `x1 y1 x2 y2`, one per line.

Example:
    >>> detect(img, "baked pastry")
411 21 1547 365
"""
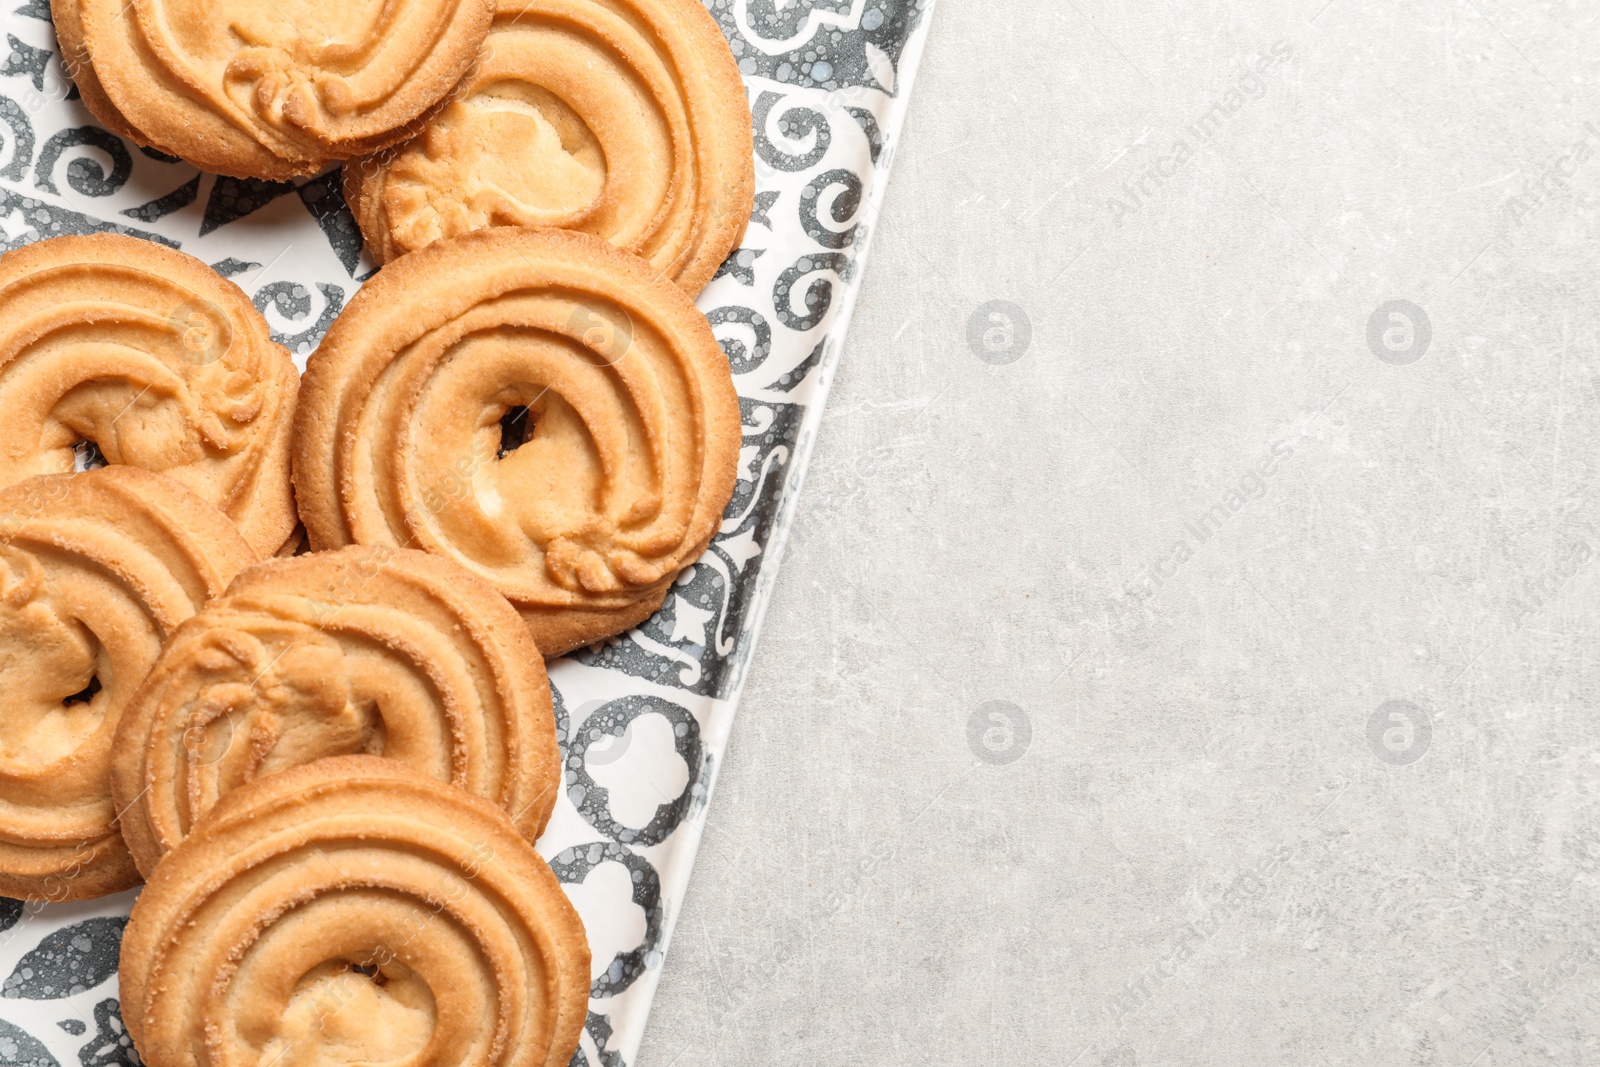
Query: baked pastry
346 0 754 293
294 228 740 656
0 468 255 902
0 234 299 557
59 0 494 179
119 756 589 1067
52 0 144 143
112 545 561 876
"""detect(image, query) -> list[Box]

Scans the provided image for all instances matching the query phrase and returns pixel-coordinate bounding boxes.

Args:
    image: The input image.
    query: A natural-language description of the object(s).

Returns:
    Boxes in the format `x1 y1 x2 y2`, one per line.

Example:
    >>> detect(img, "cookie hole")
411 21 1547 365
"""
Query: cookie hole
349 962 388 987
497 406 534 458
72 440 107 472
62 676 101 707
271 958 434 1065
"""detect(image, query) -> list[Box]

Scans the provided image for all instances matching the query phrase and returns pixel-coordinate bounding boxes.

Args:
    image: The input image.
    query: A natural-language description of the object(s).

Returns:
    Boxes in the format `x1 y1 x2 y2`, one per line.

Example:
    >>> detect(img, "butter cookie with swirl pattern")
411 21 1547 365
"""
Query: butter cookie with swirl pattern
0 234 299 556
58 0 494 178
0 467 255 902
112 545 562 877
293 227 740 656
119 756 589 1067
346 0 754 294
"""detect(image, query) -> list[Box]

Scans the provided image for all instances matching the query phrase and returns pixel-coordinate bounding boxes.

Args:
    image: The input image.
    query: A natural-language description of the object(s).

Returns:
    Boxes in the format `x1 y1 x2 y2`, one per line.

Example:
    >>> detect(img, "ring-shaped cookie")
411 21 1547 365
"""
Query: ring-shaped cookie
62 0 494 178
293 227 740 656
119 756 589 1067
0 234 299 556
0 468 255 901
346 0 753 293
112 545 562 876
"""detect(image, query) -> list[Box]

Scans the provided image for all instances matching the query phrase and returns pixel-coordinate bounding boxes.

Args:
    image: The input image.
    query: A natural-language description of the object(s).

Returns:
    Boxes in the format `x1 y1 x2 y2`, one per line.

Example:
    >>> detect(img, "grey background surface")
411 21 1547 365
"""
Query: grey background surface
642 1 1600 1064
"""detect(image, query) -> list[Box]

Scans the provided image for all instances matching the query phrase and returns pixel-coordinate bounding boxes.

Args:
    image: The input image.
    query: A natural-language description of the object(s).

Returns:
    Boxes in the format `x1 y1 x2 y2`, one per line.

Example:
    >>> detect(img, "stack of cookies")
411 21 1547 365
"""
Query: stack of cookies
0 0 757 1063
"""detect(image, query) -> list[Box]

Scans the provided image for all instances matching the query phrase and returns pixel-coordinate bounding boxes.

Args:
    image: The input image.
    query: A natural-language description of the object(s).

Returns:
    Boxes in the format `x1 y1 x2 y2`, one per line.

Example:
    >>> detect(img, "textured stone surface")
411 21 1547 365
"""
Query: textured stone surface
640 0 1600 1063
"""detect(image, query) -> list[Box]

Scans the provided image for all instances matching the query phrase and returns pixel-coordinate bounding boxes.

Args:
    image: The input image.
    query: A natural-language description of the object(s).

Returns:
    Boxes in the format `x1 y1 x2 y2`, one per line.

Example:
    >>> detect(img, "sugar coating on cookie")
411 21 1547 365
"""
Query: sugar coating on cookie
347 0 754 293
112 545 562 876
293 227 741 656
119 756 589 1067
63 0 494 178
0 468 255 902
0 234 300 556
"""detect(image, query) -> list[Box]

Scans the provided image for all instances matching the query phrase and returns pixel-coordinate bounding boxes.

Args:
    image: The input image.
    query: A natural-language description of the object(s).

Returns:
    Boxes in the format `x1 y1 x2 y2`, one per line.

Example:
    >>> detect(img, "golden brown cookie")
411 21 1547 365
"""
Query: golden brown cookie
346 0 754 294
120 756 589 1067
0 468 255 902
112 545 561 876
294 227 740 656
0 234 299 557
67 0 494 179
51 0 145 143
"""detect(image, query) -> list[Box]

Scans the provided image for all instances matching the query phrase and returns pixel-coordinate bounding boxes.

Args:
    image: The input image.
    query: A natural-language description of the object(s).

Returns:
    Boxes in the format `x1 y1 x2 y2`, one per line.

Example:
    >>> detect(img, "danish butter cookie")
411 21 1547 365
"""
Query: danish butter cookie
294 228 740 656
0 235 299 556
65 0 494 178
52 0 145 143
112 545 561 876
347 0 754 293
119 756 589 1067
0 468 255 902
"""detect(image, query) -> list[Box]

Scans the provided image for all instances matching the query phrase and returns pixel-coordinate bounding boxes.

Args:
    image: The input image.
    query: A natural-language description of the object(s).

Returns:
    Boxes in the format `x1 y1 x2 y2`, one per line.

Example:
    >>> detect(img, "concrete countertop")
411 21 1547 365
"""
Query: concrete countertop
643 1 1599 1063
